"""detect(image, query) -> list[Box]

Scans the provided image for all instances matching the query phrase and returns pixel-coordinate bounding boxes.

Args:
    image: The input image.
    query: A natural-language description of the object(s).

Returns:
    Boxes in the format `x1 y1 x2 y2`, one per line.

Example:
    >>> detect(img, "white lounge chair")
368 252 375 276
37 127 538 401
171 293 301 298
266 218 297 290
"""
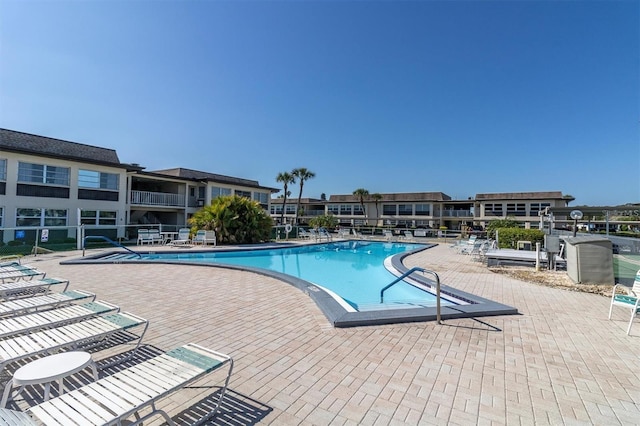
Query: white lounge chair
0 311 148 372
298 229 311 240
0 343 233 425
193 230 216 246
337 229 351 239
0 264 46 283
609 269 640 335
382 230 395 241
0 278 69 300
317 228 332 241
0 300 119 339
352 229 367 239
0 290 96 318
402 230 415 241
169 228 191 246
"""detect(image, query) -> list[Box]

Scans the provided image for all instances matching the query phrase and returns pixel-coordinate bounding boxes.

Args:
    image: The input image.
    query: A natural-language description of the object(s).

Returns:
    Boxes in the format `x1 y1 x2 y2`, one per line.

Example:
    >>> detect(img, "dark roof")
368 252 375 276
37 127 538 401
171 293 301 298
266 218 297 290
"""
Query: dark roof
328 192 451 202
149 167 278 191
475 191 566 201
0 128 126 167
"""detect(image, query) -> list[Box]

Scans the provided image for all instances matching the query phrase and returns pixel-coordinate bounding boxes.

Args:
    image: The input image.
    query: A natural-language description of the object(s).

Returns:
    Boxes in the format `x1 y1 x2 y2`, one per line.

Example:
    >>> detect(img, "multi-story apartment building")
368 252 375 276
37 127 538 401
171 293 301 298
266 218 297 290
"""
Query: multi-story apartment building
271 191 574 230
0 129 277 243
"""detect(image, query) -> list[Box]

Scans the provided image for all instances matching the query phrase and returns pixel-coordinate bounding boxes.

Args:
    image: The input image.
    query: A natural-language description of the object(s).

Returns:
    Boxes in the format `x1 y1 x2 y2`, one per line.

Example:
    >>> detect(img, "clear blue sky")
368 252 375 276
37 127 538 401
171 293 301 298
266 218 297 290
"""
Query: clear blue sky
1 0 638 206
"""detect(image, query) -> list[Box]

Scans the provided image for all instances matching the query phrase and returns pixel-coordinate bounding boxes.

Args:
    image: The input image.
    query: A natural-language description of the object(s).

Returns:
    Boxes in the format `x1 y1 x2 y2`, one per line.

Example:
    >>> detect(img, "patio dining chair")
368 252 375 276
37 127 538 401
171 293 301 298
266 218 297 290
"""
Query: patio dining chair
0 343 233 426
609 269 640 335
193 230 216 246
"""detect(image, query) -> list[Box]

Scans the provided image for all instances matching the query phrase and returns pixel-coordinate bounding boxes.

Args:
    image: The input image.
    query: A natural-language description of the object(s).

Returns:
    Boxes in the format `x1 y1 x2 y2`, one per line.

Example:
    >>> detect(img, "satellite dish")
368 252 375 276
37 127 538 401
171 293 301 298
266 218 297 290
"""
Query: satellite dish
569 210 583 220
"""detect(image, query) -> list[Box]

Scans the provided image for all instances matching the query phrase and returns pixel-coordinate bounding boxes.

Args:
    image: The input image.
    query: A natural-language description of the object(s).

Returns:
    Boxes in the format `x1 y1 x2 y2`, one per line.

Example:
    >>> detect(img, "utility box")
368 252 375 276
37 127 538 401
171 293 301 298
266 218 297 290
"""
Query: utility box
544 235 560 253
564 236 614 284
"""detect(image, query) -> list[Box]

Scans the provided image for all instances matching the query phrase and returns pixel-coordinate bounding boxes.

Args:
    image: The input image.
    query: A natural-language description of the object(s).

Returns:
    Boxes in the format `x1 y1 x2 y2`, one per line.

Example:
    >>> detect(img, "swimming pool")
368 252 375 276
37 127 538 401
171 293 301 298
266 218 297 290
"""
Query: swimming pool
69 241 518 327
140 241 457 311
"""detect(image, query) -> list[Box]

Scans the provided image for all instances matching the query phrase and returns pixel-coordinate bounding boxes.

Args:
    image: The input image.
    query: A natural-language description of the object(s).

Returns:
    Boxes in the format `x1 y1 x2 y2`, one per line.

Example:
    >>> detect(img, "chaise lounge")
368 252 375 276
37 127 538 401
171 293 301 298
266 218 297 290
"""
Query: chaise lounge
609 269 640 335
0 312 148 372
0 342 233 425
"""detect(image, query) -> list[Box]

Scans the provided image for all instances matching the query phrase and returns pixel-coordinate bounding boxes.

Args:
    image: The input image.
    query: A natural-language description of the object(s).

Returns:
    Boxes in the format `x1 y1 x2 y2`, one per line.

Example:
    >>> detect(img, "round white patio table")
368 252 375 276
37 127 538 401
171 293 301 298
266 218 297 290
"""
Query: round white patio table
1 351 99 408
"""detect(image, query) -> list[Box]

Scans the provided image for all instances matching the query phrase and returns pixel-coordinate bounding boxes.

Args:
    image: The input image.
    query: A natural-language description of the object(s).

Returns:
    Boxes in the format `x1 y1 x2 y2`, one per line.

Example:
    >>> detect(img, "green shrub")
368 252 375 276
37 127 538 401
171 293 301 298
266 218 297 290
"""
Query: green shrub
485 218 520 239
188 195 273 244
495 228 545 249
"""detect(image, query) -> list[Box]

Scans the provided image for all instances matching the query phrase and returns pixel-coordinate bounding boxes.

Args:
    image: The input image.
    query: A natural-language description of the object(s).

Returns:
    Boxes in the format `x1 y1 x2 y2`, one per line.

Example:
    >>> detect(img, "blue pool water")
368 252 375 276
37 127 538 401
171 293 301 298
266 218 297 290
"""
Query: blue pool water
142 241 457 311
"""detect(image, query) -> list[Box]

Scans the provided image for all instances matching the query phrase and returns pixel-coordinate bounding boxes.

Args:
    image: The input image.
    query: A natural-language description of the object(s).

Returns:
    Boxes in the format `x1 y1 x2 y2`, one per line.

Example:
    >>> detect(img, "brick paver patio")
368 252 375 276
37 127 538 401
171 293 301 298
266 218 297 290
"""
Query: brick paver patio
6 242 640 425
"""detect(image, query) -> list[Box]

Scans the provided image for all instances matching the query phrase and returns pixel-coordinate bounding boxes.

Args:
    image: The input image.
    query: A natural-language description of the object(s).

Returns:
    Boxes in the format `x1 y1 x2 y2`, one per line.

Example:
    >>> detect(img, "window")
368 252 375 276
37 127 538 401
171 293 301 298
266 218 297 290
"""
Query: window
285 204 296 214
383 204 396 215
0 207 3 227
253 192 269 204
78 170 119 190
353 205 364 216
211 186 232 199
398 204 413 215
530 203 551 216
485 203 503 216
327 204 339 215
506 203 527 216
415 204 430 216
0 159 5 195
235 190 251 199
340 205 352 215
16 208 68 226
18 162 69 186
81 210 117 225
271 205 283 214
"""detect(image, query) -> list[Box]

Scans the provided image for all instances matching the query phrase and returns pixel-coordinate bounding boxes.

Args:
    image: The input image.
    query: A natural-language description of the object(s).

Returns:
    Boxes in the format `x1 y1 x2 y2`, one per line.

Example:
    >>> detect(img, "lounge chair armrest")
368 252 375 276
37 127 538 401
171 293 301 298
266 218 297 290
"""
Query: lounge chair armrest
612 283 632 297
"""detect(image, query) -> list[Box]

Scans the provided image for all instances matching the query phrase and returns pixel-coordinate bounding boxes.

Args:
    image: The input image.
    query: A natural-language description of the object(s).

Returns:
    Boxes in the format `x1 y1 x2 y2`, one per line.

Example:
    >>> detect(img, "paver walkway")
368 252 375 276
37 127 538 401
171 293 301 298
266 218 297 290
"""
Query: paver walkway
7 242 640 425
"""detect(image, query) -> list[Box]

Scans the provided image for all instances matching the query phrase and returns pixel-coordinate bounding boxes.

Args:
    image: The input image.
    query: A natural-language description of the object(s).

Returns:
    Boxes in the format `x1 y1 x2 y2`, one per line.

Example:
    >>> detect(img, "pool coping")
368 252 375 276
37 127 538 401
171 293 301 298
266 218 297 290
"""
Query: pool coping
62 242 518 327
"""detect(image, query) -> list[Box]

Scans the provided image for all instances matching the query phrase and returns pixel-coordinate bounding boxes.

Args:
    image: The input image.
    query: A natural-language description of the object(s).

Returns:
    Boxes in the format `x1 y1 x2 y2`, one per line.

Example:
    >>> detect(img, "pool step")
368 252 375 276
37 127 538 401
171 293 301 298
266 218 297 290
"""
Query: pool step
101 253 141 261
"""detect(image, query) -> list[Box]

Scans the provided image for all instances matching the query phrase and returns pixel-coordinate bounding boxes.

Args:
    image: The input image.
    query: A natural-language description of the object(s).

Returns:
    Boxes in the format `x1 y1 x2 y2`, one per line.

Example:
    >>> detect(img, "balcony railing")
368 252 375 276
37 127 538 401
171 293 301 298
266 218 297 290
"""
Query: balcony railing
441 210 473 217
130 190 185 207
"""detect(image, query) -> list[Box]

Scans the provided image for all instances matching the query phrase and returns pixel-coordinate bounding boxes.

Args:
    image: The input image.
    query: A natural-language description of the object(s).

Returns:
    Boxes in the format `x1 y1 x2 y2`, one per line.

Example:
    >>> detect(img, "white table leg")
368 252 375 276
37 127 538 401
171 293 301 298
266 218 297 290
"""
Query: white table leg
90 361 99 381
0 379 14 408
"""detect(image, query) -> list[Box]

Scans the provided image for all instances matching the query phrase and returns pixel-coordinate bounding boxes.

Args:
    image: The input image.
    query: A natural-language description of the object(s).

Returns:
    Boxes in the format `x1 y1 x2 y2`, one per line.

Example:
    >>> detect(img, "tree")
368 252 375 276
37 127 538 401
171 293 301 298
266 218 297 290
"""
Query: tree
309 214 339 230
292 167 315 224
188 195 273 244
352 188 370 223
276 171 295 224
371 193 383 225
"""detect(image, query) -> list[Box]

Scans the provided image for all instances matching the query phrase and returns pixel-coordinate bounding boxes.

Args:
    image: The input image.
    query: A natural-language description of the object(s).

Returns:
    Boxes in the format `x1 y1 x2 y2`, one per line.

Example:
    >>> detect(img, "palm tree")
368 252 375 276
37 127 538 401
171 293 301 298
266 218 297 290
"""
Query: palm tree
371 193 383 226
353 188 370 224
292 167 315 224
276 172 295 224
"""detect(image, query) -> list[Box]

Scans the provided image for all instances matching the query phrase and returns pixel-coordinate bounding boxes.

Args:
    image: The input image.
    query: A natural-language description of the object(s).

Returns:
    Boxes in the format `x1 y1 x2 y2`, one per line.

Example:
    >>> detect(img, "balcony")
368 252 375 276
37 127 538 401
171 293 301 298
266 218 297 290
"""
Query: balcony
442 210 473 218
130 190 185 207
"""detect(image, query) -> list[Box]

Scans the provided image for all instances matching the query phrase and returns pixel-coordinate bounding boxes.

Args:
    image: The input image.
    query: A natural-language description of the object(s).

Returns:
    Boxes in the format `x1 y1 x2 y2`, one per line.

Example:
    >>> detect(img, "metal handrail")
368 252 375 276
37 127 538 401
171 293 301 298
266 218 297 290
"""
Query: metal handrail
82 236 142 258
380 266 442 324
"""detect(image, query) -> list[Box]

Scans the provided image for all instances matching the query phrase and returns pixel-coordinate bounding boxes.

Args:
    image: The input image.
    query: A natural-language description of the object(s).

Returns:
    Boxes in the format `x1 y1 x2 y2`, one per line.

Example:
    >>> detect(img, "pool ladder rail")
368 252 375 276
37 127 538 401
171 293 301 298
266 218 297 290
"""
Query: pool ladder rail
380 267 442 324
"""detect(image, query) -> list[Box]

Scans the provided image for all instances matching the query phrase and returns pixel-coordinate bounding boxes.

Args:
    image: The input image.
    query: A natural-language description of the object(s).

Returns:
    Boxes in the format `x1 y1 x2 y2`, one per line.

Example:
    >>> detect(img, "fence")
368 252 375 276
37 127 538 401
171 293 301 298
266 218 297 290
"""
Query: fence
0 224 184 258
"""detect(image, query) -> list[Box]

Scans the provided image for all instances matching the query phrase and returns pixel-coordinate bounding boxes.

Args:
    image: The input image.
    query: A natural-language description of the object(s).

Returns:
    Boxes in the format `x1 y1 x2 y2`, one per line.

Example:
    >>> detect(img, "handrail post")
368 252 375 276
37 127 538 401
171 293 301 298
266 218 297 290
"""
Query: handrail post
380 267 443 325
